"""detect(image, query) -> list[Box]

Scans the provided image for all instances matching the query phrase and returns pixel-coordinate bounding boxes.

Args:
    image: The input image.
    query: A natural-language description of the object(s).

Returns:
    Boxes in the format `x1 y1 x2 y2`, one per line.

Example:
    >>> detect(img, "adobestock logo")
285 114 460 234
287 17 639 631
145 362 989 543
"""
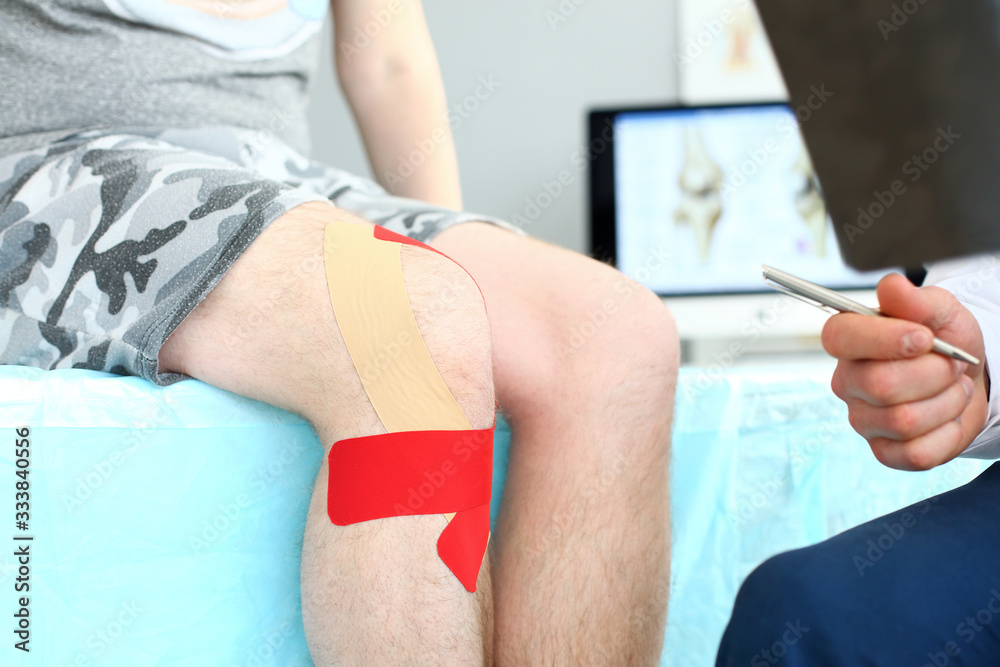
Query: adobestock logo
381 75 501 190
750 620 810 666
545 0 591 31
843 126 960 245
673 0 753 68
337 0 405 62
878 0 931 41
923 588 1000 667
852 512 918 576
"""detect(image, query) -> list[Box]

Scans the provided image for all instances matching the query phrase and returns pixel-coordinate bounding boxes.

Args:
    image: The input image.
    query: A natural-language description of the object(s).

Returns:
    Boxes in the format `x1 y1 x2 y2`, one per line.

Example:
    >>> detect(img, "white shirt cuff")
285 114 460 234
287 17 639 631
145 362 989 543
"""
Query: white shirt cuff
958 301 1000 458
923 255 1000 458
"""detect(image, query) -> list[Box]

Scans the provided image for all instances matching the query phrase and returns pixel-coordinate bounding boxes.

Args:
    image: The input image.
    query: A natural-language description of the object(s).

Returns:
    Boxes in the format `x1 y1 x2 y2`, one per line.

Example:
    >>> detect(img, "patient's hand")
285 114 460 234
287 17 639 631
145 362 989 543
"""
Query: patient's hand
822 273 989 470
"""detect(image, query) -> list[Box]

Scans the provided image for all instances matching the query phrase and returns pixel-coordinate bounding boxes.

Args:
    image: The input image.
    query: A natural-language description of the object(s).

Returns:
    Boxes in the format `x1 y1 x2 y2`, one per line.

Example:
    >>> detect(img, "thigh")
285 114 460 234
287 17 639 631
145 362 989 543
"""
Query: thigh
718 462 1000 666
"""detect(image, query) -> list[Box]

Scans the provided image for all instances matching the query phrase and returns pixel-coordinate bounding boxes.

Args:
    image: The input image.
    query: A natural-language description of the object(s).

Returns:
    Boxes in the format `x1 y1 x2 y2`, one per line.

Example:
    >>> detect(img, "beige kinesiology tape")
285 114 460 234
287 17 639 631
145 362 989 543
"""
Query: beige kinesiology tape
322 221 494 592
322 221 471 433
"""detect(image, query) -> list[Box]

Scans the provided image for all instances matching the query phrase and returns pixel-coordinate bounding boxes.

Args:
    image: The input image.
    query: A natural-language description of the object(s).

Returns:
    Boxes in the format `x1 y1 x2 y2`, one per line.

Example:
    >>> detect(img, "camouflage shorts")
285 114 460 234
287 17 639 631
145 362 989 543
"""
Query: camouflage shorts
0 126 513 385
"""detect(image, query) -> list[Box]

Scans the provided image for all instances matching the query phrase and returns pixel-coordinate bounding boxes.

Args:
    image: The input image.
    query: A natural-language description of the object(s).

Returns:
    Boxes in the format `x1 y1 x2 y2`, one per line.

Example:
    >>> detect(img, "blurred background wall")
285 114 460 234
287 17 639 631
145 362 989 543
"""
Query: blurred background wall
307 0 678 253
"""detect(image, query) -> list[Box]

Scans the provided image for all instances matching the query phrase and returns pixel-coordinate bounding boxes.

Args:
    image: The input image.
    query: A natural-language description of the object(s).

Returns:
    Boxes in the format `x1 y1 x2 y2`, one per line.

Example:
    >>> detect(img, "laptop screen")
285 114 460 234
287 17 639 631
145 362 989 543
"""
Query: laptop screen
591 103 890 296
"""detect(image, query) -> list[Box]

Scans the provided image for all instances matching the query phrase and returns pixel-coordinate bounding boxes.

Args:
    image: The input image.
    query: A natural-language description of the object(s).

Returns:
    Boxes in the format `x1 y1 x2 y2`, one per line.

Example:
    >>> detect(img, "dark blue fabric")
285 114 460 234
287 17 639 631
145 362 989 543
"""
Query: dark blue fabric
716 462 1000 666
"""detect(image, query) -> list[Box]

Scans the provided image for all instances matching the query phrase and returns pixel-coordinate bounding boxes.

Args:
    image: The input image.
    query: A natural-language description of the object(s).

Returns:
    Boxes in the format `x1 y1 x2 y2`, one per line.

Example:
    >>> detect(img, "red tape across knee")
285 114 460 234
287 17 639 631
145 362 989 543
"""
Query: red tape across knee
372 225 486 303
327 426 494 592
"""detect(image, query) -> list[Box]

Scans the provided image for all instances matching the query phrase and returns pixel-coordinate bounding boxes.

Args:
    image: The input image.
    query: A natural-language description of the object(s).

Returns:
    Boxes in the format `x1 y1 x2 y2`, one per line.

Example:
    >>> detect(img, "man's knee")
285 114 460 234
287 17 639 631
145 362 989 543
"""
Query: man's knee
556 271 679 405
160 204 494 433
399 244 495 430
306 221 495 436
610 278 680 376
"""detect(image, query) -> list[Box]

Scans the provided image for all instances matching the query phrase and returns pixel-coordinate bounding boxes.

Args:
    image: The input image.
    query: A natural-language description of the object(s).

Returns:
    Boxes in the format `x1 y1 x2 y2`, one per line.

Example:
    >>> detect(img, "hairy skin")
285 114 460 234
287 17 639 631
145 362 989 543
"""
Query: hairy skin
162 202 495 664
160 205 679 663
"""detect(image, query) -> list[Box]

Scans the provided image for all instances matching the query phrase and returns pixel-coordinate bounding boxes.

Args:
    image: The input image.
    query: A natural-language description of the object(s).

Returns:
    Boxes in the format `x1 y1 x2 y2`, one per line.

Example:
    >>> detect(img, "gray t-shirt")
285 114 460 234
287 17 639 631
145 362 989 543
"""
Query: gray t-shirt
0 0 327 157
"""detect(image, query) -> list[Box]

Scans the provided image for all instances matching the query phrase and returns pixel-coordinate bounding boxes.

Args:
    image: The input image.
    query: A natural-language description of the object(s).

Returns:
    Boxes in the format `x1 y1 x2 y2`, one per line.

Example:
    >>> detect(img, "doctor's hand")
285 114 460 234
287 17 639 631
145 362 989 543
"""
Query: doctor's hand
822 273 989 471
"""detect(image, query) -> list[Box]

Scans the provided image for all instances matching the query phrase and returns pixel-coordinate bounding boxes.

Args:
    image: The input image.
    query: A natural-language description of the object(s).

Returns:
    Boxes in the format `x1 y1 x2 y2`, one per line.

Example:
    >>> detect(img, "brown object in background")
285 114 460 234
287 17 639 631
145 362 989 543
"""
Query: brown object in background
755 0 1000 269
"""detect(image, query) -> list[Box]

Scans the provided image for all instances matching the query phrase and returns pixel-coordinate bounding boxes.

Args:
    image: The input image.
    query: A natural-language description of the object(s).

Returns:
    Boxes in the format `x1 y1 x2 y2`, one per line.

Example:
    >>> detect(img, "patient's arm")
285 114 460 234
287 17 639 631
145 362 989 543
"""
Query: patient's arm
330 0 462 210
822 272 990 471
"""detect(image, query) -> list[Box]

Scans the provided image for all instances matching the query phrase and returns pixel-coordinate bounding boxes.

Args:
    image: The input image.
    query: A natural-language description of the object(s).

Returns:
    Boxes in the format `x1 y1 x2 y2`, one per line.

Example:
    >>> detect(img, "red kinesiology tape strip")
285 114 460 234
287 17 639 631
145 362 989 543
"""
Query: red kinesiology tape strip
373 225 441 255
371 225 486 303
327 426 494 592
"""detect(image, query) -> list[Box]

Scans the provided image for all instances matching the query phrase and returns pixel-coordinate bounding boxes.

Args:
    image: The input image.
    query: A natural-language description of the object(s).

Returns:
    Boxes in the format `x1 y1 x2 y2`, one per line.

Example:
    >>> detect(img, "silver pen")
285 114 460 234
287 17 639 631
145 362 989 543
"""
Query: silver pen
762 265 981 365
